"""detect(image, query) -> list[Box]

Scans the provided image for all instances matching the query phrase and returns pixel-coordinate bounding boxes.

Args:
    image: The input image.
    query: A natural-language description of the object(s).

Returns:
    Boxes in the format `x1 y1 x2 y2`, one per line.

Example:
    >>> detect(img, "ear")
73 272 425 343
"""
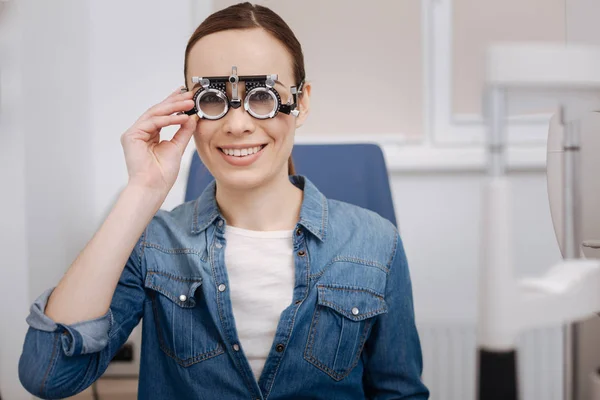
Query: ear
295 82 311 129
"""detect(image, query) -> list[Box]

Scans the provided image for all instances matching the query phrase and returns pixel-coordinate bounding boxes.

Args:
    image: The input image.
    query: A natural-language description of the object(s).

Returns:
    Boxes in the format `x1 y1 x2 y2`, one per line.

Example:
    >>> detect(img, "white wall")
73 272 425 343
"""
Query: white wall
19 0 96 304
88 0 194 225
566 0 600 46
0 2 31 398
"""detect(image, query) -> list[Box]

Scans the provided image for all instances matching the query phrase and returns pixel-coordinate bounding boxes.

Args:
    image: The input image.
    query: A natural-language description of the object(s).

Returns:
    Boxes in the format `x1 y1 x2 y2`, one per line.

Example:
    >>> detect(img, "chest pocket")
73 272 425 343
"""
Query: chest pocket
304 284 388 381
145 271 225 367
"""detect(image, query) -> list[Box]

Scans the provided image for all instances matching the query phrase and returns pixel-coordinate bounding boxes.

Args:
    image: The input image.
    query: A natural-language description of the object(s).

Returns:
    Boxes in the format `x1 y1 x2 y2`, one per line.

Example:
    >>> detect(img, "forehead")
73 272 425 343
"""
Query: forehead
187 28 295 86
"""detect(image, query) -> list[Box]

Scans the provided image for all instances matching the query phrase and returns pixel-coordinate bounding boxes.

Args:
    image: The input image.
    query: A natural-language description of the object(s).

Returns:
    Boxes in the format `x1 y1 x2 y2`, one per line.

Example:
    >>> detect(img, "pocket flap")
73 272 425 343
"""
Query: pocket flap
316 285 388 321
144 271 202 308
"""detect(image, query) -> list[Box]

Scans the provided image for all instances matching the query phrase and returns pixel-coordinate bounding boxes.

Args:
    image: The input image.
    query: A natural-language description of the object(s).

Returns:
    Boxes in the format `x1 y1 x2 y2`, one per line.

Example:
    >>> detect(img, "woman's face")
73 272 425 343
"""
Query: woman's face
186 28 310 191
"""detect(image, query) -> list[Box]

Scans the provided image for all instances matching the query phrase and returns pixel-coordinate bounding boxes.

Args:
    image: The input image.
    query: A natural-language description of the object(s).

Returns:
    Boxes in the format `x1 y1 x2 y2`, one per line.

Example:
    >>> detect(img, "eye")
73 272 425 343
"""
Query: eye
200 93 223 104
252 91 272 102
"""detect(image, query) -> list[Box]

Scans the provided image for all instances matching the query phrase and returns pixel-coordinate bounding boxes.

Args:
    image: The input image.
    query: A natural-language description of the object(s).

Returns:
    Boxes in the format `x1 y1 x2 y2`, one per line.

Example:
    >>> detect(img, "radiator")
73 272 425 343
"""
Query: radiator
418 323 563 400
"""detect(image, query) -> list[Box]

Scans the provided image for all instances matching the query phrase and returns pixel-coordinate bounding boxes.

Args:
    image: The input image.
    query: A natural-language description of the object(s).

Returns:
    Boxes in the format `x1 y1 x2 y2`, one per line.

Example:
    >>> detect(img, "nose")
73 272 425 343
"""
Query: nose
222 105 255 137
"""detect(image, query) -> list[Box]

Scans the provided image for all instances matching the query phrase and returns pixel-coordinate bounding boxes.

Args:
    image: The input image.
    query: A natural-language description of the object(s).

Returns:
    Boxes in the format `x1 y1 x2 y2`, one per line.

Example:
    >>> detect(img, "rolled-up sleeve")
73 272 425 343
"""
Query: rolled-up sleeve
19 232 147 399
26 287 114 356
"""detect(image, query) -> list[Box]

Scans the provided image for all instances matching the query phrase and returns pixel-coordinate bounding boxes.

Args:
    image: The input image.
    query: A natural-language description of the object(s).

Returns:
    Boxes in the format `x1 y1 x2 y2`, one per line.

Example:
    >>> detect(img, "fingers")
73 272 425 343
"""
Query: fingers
139 89 195 121
151 99 195 118
124 88 197 143
170 114 198 156
163 86 188 102
136 114 191 134
162 88 195 105
164 87 195 104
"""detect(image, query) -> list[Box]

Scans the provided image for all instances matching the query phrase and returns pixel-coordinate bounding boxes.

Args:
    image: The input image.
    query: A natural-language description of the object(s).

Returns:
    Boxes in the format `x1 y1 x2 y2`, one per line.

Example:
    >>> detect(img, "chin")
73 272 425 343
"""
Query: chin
214 169 274 191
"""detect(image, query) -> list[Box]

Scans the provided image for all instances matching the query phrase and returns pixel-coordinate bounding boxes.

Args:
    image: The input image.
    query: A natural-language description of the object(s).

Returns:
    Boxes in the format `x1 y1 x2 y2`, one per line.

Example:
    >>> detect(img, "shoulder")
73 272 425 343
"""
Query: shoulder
324 199 400 269
143 199 201 250
133 199 209 277
327 199 396 235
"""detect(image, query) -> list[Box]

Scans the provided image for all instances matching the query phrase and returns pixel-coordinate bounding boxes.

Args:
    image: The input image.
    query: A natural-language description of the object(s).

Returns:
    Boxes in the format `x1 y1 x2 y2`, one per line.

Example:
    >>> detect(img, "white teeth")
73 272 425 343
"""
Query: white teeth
221 146 264 157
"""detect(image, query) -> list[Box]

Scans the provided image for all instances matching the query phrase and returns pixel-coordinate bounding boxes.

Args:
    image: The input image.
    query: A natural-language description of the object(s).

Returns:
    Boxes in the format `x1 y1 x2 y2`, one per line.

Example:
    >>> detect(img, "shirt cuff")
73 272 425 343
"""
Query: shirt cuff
26 287 114 356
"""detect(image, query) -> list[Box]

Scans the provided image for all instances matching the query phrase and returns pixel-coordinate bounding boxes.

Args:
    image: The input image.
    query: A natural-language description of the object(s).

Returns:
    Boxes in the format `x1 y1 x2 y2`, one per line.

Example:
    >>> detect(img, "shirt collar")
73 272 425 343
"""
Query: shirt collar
191 175 328 242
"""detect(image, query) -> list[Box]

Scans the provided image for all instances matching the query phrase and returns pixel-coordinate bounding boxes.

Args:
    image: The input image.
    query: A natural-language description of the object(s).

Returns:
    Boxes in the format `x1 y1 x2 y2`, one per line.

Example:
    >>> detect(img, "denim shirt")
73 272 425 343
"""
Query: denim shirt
19 176 429 400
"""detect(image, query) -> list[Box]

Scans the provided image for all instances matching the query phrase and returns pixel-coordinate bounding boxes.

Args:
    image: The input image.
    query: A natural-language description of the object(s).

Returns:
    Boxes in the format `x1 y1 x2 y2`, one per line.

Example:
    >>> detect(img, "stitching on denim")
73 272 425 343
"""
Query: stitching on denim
309 256 390 280
320 195 328 240
146 271 203 283
145 271 202 307
318 285 385 299
304 305 322 361
159 342 225 367
192 198 200 233
142 242 203 256
209 240 227 338
150 291 224 367
318 300 387 321
107 309 115 338
264 327 289 397
297 236 311 283
39 331 60 395
263 336 288 399
145 284 196 308
304 315 373 381
316 285 388 320
264 278 306 398
196 210 219 234
387 232 400 269
139 229 147 267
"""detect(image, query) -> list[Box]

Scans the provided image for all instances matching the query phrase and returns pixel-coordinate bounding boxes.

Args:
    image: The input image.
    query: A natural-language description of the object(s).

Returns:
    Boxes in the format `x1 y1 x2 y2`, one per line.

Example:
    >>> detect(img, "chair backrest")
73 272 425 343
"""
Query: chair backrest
185 143 397 227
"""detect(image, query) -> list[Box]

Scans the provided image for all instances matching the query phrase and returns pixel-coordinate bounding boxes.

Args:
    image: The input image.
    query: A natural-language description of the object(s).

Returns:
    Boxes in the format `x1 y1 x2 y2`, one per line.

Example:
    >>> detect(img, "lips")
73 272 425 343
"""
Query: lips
218 144 267 157
217 144 267 166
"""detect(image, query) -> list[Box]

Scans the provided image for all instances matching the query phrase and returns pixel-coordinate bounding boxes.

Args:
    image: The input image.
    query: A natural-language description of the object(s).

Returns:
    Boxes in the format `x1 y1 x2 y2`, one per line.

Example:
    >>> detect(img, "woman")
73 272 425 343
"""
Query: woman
19 3 429 399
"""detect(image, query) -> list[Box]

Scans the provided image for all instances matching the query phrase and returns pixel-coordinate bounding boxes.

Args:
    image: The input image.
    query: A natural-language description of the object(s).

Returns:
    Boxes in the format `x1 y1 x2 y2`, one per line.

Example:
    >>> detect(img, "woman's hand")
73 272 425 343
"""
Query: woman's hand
121 87 197 195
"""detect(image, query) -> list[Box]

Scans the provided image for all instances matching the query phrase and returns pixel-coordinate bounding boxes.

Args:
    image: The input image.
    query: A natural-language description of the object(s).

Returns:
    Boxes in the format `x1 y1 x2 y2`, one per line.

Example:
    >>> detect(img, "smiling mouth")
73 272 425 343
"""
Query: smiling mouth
218 144 267 157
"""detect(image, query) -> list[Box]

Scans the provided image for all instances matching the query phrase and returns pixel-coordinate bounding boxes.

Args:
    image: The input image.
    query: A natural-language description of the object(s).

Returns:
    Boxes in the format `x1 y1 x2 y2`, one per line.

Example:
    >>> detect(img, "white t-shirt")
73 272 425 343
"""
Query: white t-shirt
224 225 295 381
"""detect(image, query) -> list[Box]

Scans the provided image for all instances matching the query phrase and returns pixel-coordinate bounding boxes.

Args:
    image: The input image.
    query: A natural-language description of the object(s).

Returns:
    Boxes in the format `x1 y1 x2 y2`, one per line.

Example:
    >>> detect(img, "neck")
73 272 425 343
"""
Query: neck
215 173 303 231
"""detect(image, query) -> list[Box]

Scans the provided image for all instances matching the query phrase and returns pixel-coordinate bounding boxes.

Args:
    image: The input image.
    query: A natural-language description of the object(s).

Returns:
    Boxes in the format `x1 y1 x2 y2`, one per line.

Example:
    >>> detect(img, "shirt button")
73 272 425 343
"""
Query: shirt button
218 284 227 292
297 250 306 257
275 343 285 353
352 307 360 315
179 295 187 302
215 242 223 249
218 220 224 227
295 228 302 236
233 344 240 351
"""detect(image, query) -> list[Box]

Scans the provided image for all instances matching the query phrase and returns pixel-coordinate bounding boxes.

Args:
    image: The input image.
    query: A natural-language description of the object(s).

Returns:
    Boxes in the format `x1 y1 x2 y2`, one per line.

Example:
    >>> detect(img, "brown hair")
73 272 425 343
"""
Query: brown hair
184 2 305 176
